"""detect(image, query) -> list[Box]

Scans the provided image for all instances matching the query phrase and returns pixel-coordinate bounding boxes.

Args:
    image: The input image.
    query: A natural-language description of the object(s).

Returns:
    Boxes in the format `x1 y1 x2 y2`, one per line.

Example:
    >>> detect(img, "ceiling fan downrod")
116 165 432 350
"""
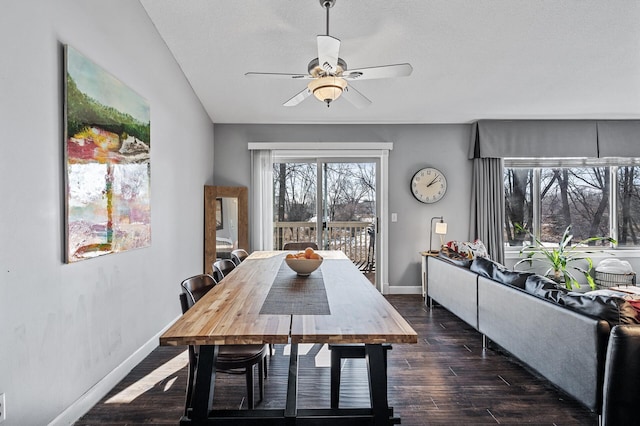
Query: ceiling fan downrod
320 0 336 36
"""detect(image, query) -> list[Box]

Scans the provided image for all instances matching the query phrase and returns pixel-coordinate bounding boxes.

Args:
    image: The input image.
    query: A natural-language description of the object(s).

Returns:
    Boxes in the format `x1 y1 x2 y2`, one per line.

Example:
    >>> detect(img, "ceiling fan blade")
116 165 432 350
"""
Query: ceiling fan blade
341 84 371 109
342 63 413 80
283 87 312 107
317 35 341 73
245 72 312 80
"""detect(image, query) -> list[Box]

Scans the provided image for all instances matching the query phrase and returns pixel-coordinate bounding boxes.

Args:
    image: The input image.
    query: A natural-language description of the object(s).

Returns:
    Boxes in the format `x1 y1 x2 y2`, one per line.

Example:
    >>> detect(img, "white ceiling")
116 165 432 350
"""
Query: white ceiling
140 0 640 125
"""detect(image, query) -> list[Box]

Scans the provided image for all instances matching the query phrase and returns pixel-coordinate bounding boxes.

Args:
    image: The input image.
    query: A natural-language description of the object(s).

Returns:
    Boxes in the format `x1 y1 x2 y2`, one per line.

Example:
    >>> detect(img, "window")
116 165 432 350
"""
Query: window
504 158 640 249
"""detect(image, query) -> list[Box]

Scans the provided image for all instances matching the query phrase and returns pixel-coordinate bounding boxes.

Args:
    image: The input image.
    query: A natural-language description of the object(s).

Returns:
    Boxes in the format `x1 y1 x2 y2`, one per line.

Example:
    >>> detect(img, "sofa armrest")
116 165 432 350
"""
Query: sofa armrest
602 324 640 425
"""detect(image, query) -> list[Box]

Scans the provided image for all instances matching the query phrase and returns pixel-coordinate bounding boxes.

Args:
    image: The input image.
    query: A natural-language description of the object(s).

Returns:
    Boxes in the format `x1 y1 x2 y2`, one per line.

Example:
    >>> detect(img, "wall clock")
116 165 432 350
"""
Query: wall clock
410 167 447 204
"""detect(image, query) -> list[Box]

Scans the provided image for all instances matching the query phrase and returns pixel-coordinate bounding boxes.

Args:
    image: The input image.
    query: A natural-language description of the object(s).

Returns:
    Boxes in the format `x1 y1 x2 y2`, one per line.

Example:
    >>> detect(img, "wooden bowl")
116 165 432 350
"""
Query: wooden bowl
284 256 323 276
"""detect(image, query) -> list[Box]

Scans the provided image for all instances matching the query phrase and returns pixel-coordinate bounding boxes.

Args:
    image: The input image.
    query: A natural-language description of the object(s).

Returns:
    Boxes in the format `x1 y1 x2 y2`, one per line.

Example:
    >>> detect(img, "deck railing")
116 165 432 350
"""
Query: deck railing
273 221 375 270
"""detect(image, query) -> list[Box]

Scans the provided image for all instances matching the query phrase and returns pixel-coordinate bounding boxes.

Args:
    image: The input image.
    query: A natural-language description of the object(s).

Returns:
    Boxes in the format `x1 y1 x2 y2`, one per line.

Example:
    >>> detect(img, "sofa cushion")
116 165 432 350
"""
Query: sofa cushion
585 289 640 322
470 256 534 289
541 290 640 326
524 274 565 295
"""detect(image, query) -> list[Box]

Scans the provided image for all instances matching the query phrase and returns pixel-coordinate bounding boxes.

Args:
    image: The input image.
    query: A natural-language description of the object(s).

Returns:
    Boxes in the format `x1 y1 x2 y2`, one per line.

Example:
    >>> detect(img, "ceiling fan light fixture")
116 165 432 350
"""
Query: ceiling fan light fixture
308 76 347 106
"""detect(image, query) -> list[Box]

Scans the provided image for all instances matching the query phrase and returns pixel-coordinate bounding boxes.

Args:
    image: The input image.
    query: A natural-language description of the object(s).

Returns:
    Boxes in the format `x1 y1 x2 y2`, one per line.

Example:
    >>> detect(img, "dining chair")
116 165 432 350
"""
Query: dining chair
212 259 236 282
179 274 267 413
282 241 319 251
231 248 249 266
328 343 392 409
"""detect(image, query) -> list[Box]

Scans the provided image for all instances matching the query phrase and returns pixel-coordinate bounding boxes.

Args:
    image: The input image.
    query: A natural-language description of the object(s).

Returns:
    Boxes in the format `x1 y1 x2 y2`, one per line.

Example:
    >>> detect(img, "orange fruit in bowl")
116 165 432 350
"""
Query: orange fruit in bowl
285 253 295 259
304 247 315 259
309 252 321 260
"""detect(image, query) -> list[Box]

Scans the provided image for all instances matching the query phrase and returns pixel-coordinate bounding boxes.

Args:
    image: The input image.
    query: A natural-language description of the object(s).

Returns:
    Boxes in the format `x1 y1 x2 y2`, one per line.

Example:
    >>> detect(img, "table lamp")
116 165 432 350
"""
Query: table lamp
429 216 448 254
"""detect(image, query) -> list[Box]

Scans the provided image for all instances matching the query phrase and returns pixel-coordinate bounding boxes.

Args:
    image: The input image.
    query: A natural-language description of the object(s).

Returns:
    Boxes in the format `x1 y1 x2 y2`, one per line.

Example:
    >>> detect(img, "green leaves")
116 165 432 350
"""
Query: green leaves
513 224 615 290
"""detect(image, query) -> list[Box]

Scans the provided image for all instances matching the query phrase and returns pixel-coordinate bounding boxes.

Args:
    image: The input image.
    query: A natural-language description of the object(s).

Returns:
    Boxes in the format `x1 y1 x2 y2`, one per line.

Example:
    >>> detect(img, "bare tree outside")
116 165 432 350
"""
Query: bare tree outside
504 168 533 245
539 167 610 244
618 166 640 246
273 161 376 271
504 164 640 248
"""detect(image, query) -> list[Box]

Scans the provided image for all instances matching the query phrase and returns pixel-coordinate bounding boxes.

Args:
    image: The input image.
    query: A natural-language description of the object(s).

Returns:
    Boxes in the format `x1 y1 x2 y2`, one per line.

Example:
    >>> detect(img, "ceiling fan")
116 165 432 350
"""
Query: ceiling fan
245 0 413 108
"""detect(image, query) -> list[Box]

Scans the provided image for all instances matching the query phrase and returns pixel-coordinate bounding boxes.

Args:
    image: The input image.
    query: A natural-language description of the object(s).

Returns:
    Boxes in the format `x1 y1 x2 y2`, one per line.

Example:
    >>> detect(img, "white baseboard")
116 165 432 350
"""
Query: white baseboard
387 285 422 295
48 316 181 426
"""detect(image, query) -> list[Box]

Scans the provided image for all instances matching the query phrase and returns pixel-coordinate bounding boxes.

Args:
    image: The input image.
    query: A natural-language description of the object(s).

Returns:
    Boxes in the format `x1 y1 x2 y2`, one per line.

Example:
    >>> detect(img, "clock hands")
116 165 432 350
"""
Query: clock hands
426 175 441 187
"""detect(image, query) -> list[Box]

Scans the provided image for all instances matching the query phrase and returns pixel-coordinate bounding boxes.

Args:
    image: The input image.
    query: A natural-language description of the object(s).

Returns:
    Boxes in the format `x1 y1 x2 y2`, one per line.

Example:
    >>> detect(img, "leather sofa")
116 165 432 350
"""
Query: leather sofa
427 254 640 416
601 324 640 425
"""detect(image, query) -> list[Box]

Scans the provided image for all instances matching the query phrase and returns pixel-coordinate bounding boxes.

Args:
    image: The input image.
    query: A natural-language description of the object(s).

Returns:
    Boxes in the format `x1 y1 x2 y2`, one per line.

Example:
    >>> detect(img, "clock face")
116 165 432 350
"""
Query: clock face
411 167 447 204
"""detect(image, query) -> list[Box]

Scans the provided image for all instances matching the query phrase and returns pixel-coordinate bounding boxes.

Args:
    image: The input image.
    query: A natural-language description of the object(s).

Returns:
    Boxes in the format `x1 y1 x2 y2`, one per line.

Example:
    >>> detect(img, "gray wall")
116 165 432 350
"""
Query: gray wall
0 1 214 424
213 124 473 289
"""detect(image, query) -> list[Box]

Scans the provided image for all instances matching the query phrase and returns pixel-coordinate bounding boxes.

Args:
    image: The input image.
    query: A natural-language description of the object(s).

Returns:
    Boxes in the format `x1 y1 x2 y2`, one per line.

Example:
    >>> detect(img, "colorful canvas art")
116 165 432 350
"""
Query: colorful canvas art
64 45 151 262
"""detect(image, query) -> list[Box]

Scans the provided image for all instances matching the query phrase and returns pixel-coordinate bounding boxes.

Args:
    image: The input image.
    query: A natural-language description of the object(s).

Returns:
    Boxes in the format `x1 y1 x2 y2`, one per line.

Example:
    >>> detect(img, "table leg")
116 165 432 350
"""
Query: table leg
365 344 389 426
190 345 218 422
284 343 298 425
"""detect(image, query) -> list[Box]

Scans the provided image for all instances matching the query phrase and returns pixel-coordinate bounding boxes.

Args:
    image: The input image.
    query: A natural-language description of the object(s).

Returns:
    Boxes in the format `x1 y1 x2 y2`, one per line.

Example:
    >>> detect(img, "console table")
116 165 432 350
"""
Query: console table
420 251 439 304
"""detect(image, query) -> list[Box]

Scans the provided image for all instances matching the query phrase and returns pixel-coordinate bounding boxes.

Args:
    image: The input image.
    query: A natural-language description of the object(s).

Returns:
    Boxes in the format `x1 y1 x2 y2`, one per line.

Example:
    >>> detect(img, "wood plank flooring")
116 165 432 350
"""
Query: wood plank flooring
75 295 597 425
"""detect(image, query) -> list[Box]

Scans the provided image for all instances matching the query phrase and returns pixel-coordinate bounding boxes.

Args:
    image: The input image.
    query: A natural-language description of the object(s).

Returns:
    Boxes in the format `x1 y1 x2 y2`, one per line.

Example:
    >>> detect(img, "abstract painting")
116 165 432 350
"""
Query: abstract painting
64 45 151 263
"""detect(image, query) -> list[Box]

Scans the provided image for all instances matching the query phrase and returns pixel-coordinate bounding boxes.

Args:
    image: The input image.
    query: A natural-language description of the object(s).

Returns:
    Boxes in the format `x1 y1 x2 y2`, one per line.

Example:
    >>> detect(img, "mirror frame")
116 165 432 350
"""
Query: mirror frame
204 185 248 275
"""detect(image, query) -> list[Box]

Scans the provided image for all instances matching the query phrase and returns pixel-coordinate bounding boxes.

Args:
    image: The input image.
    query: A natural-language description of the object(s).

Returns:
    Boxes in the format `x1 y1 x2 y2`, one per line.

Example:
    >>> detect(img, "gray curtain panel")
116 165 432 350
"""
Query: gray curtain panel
470 119 640 159
469 120 599 159
469 157 505 265
597 121 640 157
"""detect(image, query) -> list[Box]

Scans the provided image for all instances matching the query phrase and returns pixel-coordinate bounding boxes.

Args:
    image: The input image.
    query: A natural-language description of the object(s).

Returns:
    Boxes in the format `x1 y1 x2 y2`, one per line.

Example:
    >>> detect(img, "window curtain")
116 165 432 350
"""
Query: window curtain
250 150 273 251
469 119 640 159
468 119 640 264
468 120 598 159
597 121 640 157
470 156 505 264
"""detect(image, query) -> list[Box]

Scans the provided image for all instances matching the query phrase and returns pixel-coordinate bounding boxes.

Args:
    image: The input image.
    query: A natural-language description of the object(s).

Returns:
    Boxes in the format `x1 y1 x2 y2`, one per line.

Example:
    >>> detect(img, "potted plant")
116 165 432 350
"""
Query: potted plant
514 224 616 290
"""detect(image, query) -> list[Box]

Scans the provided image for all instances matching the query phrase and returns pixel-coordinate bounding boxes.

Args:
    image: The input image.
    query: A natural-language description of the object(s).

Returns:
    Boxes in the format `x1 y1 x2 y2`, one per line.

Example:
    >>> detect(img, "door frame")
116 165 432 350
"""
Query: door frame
249 142 392 294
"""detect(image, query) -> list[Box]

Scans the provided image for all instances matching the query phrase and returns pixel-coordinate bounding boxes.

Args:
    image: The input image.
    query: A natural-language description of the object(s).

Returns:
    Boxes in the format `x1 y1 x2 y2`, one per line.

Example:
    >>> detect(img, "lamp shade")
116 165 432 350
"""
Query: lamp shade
435 222 448 235
308 76 347 105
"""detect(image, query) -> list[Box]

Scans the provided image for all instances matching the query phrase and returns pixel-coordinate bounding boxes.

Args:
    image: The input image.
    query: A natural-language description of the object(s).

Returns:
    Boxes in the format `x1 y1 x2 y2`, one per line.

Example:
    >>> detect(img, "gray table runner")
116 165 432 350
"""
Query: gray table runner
259 260 331 315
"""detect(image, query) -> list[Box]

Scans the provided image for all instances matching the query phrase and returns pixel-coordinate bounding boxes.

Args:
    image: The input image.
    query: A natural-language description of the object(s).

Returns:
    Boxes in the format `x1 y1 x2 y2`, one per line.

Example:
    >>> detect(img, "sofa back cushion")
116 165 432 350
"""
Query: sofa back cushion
523 276 639 325
524 274 564 295
555 292 639 326
470 256 534 289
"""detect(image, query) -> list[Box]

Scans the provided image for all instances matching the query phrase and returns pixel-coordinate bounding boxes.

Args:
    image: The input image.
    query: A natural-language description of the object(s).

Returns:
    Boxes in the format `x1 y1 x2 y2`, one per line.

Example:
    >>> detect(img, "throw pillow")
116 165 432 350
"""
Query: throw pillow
444 239 489 260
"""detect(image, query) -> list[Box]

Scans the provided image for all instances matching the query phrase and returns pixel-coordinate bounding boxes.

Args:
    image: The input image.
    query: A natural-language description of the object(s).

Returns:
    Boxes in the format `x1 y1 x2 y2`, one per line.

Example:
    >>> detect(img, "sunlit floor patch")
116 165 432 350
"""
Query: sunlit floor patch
314 343 331 368
282 343 331 368
282 343 315 356
105 350 188 404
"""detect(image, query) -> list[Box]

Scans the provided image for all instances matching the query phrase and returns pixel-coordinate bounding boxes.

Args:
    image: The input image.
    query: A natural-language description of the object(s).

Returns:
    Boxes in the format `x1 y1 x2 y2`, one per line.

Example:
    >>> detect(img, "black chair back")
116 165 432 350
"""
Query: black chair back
180 274 217 309
213 259 236 282
231 249 249 266
282 242 318 251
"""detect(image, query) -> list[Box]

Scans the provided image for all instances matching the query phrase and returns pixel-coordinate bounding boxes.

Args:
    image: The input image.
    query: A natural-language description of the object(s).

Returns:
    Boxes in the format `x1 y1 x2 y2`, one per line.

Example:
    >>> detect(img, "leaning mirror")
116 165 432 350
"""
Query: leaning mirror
204 186 248 275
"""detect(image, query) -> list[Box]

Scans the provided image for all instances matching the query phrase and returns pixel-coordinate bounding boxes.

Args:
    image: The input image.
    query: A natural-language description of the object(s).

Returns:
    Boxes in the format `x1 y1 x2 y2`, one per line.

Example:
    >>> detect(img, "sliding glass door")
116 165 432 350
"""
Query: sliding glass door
250 142 391 293
273 158 378 284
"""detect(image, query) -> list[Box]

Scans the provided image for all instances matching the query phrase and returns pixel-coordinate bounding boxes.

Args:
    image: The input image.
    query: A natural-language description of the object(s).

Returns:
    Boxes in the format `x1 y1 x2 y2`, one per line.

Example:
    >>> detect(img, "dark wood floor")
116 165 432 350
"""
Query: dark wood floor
75 295 597 425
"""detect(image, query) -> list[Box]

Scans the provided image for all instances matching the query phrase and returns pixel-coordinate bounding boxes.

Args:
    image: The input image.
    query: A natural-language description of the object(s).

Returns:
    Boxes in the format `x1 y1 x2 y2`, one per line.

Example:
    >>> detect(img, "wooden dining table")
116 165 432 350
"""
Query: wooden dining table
160 250 417 425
